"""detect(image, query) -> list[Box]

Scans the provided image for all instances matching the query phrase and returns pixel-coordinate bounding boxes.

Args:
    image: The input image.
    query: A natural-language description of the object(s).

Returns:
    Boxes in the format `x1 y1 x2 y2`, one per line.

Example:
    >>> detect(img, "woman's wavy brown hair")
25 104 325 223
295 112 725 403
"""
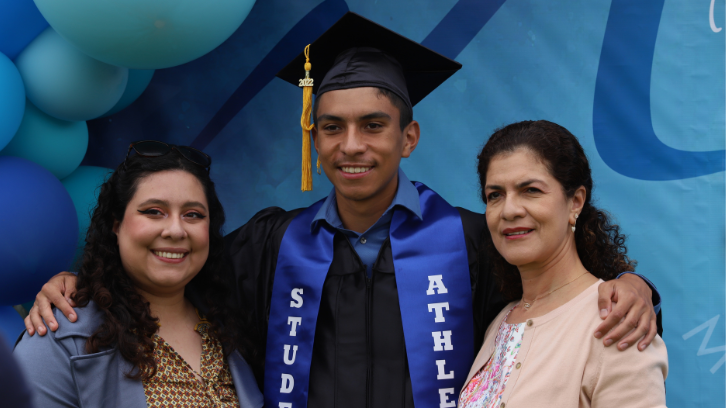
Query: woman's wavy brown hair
72 150 244 380
477 120 636 301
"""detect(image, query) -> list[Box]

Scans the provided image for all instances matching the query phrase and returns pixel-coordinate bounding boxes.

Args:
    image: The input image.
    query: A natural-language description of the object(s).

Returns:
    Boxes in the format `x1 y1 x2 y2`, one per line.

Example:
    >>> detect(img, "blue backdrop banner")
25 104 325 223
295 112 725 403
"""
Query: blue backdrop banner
82 1 725 406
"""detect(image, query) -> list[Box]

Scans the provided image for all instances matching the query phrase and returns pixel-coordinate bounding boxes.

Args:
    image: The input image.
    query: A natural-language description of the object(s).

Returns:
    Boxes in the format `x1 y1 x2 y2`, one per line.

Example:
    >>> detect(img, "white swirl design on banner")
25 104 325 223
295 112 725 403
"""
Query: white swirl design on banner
710 0 722 32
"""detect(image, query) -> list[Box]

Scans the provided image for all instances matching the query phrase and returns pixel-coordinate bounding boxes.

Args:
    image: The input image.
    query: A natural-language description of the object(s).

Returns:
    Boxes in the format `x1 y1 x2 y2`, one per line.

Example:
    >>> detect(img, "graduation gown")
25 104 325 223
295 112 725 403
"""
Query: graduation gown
224 205 506 408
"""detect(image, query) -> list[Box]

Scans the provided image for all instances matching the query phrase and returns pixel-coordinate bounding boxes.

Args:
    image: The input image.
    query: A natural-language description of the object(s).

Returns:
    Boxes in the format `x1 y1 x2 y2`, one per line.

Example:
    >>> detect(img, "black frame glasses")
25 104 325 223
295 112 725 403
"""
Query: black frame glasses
124 140 212 172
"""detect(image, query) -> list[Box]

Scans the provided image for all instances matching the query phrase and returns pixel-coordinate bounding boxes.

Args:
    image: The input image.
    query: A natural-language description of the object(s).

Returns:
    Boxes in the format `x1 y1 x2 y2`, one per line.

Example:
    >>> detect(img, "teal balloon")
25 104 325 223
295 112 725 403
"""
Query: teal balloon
33 0 256 69
0 52 25 152
61 166 113 266
15 28 128 121
102 69 155 117
0 100 88 179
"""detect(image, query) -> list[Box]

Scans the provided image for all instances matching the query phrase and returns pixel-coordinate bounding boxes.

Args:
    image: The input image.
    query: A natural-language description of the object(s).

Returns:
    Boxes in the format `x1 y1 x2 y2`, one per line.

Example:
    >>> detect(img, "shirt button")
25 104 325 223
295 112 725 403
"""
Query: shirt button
515 362 521 369
526 319 533 326
360 237 367 244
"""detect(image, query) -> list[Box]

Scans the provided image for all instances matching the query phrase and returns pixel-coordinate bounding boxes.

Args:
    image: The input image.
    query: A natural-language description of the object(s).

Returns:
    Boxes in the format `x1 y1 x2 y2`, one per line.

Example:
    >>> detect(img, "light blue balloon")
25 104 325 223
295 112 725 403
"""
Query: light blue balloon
102 69 155 117
15 28 128 121
61 165 113 266
0 100 88 179
33 0 256 69
0 52 25 152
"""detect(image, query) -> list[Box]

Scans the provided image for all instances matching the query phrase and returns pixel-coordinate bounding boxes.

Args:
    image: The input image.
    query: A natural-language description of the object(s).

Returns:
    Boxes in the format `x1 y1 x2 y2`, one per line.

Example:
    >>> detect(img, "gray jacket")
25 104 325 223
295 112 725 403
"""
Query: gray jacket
13 302 264 408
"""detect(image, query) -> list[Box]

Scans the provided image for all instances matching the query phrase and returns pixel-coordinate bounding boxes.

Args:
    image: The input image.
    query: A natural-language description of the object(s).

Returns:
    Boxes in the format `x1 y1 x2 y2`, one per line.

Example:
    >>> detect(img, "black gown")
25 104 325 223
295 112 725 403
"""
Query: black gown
222 204 663 408
223 205 505 408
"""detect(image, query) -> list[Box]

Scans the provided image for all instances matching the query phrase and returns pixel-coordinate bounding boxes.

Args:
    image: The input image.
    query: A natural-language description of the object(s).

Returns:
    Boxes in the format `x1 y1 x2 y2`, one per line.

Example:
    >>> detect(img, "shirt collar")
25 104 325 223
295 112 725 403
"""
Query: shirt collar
312 168 422 230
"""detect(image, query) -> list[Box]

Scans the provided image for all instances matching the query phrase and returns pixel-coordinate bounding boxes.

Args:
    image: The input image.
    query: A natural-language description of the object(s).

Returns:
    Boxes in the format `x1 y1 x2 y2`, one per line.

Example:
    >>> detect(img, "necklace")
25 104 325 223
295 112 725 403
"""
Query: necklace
520 271 589 311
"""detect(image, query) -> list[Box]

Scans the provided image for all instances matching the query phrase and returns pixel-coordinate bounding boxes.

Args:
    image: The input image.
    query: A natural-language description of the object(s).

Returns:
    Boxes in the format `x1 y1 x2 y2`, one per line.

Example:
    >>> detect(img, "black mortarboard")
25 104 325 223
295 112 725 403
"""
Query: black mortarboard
277 12 462 191
277 12 462 108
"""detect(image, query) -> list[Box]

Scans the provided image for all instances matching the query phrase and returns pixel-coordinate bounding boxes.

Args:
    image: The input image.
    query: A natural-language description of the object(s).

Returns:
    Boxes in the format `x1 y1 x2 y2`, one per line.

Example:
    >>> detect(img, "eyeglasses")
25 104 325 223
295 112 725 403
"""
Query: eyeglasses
124 140 212 172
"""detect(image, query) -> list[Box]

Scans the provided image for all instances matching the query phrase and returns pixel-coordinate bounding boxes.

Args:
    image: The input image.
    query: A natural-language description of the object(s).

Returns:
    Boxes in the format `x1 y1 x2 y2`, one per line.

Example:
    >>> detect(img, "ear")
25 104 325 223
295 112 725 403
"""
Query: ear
569 186 587 224
401 120 420 158
112 220 120 237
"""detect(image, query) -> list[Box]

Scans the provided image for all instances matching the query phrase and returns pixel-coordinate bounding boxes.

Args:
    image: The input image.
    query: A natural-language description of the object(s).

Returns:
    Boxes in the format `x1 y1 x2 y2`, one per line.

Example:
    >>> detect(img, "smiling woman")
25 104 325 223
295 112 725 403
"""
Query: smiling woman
460 121 668 408
13 142 263 408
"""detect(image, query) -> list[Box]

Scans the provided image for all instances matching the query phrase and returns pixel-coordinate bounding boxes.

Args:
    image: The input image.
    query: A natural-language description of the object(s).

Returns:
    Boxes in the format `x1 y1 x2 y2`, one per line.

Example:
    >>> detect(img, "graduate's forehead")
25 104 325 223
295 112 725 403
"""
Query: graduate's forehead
316 87 399 120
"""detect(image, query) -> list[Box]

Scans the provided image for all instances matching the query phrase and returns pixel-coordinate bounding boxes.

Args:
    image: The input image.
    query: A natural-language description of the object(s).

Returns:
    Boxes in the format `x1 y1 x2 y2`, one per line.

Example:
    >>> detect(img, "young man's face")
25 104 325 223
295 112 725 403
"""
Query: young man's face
313 87 419 206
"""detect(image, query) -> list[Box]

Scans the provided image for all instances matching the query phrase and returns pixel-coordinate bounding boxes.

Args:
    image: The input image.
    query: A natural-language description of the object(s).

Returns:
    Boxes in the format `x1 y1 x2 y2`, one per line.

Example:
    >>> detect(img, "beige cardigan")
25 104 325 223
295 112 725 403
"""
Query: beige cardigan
462 281 668 408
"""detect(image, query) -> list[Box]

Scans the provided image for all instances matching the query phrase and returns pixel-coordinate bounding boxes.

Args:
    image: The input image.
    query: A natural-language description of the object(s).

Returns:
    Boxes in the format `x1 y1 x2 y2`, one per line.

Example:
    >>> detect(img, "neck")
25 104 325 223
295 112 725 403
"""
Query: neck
336 173 399 233
137 287 193 326
518 239 588 302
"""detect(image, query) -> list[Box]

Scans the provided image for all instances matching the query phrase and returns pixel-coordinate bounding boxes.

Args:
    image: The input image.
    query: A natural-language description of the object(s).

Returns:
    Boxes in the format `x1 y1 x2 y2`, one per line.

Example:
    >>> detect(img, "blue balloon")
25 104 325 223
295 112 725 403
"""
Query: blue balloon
0 100 88 179
0 306 26 342
0 52 25 152
15 28 128 121
0 157 78 306
61 165 113 265
33 0 256 69
102 69 155 117
0 0 48 60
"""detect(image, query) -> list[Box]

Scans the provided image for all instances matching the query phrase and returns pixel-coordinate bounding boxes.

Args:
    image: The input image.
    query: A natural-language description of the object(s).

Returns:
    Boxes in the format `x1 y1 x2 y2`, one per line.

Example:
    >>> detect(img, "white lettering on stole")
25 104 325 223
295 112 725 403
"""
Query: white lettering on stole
287 317 302 336
432 331 453 351
290 288 304 308
438 388 456 408
283 344 299 365
435 360 454 379
426 275 449 295
427 302 450 323
280 373 295 393
279 404 293 408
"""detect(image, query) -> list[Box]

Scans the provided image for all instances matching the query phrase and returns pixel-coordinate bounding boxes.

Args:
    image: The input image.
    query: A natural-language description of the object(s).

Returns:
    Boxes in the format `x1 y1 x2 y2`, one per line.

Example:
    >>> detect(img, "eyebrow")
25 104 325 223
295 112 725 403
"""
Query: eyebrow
316 114 344 123
359 111 391 121
138 199 208 211
316 111 392 123
484 179 546 191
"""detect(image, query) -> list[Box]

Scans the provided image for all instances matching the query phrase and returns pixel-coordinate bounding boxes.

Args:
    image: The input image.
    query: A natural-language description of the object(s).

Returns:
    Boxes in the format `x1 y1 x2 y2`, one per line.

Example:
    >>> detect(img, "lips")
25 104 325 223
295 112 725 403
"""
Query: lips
151 249 189 262
502 227 534 239
340 166 371 174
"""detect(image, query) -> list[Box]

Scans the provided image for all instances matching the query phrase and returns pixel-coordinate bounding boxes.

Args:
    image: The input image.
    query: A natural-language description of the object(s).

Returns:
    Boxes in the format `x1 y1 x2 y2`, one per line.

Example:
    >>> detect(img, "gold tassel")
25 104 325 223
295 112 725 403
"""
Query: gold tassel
300 44 315 191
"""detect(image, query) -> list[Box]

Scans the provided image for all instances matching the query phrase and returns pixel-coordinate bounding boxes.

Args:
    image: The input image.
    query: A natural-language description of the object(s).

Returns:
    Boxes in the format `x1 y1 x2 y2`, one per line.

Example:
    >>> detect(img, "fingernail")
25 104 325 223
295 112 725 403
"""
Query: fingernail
37 326 44 333
604 339 613 346
639 344 645 351
594 331 602 338
600 309 608 318
70 314 76 320
619 343 628 350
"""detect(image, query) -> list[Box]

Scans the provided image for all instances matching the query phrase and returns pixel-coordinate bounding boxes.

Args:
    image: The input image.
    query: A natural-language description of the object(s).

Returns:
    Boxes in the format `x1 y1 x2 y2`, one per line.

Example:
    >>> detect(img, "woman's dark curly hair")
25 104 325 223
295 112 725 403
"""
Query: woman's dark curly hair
477 120 636 301
72 149 242 380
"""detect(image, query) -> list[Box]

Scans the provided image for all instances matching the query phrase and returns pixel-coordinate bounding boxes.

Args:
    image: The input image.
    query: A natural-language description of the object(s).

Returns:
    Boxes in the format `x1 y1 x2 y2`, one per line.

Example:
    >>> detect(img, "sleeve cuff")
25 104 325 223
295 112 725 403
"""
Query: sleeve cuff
616 272 661 315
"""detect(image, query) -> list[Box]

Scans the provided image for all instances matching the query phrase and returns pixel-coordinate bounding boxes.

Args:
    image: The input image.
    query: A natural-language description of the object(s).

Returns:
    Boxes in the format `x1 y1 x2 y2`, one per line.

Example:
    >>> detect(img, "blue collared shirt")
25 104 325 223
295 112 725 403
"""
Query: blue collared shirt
312 168 421 277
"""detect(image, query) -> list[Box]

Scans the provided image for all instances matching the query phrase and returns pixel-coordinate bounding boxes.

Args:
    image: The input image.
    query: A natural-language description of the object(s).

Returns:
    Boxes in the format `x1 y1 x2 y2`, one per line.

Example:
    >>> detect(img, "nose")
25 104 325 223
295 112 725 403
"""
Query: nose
339 127 367 156
501 194 526 221
161 215 188 240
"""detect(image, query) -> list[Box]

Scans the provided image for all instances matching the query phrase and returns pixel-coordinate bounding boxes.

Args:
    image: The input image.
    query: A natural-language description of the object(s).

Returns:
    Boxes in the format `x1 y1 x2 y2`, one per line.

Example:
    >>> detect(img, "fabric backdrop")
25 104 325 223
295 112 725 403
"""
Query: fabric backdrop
82 1 725 406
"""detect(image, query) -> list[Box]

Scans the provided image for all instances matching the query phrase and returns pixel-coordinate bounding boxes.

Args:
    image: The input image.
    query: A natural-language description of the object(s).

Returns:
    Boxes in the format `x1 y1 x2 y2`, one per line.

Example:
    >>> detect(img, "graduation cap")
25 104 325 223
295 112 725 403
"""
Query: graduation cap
276 12 462 191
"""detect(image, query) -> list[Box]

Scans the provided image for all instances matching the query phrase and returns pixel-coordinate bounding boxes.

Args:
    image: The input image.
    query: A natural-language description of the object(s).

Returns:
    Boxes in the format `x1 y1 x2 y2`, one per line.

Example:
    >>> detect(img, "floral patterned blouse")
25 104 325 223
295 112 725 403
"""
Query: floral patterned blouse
143 319 240 407
459 307 524 408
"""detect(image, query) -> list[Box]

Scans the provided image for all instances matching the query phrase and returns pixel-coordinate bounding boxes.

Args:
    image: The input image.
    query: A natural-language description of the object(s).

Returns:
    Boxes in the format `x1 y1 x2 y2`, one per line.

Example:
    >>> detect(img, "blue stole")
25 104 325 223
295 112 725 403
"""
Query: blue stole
264 183 474 408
